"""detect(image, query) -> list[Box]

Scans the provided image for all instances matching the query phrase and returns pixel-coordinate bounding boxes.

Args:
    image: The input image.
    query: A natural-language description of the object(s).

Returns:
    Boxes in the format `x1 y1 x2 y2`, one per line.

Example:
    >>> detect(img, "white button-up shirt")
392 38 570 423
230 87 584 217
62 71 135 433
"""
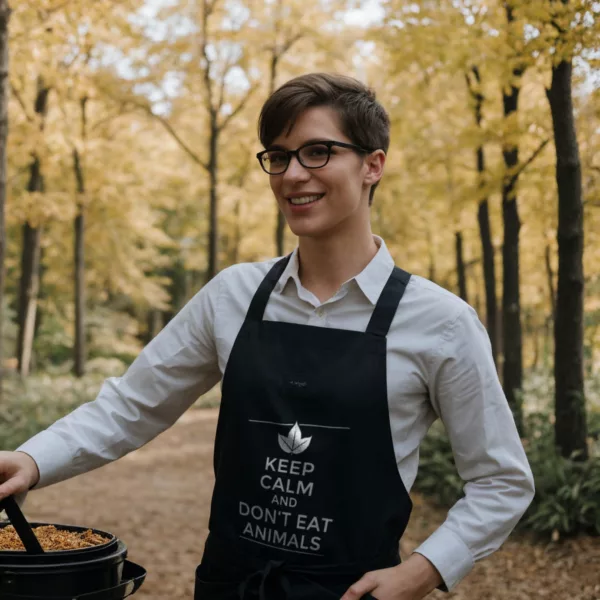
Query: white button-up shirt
18 236 534 591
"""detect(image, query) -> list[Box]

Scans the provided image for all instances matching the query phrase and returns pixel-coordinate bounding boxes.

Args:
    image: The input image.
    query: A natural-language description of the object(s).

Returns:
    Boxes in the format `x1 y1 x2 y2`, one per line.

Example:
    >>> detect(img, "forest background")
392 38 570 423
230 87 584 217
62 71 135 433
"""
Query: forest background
0 0 600 542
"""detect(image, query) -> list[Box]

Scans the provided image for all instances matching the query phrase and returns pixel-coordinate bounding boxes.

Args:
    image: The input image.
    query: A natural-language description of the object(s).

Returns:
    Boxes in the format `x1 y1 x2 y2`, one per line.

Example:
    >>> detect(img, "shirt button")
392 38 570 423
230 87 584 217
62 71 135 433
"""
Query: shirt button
316 307 325 318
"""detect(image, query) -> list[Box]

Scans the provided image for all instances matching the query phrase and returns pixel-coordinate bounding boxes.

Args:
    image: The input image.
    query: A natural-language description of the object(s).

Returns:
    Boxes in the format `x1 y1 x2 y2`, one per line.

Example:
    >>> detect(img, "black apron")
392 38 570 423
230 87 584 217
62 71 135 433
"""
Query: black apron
195 256 413 600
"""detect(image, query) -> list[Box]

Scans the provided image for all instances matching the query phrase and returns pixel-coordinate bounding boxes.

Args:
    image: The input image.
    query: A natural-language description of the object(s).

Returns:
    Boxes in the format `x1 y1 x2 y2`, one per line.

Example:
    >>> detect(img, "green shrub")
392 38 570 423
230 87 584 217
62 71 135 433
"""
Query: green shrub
33 313 74 368
414 409 600 539
523 453 600 537
413 421 463 507
0 373 104 450
0 370 221 451
522 410 600 537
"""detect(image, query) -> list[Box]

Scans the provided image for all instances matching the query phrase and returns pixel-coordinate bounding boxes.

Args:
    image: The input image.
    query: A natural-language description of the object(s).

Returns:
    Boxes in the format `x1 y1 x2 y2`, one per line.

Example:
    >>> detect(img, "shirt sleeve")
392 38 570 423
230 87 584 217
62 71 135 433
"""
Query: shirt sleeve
17 271 224 490
412 305 535 591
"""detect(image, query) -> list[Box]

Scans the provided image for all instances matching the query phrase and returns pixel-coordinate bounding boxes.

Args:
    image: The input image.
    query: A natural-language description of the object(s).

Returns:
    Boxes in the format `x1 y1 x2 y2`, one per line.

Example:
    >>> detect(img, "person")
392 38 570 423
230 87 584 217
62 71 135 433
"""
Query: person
0 73 534 600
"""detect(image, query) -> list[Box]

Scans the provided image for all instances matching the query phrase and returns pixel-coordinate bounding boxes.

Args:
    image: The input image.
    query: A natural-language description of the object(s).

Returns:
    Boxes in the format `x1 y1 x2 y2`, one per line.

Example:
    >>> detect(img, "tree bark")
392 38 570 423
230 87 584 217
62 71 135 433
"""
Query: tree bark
207 118 219 281
502 146 524 434
501 3 525 435
269 3 284 256
73 151 86 376
18 222 41 377
547 56 588 460
72 96 88 377
0 0 10 399
269 52 286 256
455 231 468 302
232 197 241 264
18 185 43 377
17 78 49 377
467 66 499 365
145 309 163 344
427 229 436 284
478 199 498 363
73 206 85 375
545 243 556 322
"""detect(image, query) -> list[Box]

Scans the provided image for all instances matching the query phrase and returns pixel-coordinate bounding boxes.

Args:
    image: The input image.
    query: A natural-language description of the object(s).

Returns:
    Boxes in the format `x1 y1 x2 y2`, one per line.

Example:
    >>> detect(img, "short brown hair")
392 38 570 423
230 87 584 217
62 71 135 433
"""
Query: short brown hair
258 73 390 204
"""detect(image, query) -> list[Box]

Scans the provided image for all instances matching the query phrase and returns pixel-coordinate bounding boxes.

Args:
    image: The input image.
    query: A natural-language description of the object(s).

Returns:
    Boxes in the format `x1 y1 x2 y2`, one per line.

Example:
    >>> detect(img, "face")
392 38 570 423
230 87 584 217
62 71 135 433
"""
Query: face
267 106 385 241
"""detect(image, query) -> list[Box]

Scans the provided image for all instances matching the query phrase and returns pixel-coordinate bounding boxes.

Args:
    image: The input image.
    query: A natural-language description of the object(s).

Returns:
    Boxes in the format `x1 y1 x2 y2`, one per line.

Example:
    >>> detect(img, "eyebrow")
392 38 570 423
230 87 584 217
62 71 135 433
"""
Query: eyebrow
267 138 334 151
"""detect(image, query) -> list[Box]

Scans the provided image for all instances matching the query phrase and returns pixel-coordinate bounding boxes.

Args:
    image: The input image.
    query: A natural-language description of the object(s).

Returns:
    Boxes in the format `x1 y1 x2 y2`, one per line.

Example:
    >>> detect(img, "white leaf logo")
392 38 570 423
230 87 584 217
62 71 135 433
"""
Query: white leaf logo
278 423 312 455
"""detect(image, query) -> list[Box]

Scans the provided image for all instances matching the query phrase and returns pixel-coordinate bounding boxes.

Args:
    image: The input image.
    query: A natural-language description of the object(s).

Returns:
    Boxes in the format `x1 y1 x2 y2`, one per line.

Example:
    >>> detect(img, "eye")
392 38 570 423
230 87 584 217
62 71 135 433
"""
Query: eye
306 145 329 157
267 151 288 165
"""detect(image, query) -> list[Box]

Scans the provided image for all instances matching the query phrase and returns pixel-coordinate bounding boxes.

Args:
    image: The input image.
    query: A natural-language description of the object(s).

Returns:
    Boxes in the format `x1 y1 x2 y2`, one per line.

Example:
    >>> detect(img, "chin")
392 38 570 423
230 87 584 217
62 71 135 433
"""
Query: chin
288 221 336 240
287 224 317 238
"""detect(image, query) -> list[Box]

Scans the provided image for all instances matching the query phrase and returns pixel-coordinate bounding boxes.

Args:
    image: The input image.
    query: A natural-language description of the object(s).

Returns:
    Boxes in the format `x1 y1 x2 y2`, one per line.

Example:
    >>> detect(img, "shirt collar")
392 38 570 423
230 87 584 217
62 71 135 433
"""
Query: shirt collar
353 236 395 304
274 236 395 305
274 247 302 295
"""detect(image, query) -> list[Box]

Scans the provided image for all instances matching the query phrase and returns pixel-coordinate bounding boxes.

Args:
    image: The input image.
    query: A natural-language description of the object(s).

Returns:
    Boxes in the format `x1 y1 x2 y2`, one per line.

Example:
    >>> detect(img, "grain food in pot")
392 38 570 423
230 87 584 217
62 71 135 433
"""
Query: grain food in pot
0 525 110 551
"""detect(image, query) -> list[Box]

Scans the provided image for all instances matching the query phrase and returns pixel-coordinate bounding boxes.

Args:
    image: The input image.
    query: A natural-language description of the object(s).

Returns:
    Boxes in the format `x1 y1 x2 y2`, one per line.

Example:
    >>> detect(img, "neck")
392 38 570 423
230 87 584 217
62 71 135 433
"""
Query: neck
297 226 378 302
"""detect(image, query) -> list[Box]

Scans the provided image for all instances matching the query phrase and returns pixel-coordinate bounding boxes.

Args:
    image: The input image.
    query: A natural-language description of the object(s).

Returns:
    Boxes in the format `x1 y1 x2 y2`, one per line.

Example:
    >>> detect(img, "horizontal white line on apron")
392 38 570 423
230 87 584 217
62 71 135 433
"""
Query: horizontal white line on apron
248 419 351 430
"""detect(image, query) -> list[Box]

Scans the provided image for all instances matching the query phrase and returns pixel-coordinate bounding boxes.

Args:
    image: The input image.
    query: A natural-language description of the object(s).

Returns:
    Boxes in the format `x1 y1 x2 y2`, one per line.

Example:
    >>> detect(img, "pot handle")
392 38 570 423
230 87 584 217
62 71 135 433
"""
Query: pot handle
0 560 146 600
76 560 147 600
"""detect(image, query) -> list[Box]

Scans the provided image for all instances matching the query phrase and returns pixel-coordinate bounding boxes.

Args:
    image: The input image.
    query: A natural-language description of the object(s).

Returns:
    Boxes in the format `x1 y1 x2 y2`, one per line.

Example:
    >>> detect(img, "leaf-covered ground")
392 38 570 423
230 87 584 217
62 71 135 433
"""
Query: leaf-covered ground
23 409 600 599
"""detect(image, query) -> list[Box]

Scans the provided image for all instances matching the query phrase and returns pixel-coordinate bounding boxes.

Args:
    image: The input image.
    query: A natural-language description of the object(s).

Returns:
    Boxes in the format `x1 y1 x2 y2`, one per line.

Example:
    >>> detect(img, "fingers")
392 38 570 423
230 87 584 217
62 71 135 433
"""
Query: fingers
340 573 378 600
0 474 29 503
0 452 38 503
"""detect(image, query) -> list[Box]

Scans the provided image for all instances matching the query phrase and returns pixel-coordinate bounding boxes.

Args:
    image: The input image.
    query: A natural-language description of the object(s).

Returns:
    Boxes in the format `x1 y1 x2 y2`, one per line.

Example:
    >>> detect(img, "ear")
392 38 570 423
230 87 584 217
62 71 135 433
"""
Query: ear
363 150 386 187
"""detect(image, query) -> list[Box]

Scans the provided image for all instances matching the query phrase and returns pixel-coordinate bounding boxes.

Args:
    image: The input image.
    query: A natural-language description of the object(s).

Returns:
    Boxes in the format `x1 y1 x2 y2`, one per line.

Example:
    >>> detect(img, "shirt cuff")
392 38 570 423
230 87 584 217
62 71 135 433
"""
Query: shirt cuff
412 525 474 592
16 429 77 490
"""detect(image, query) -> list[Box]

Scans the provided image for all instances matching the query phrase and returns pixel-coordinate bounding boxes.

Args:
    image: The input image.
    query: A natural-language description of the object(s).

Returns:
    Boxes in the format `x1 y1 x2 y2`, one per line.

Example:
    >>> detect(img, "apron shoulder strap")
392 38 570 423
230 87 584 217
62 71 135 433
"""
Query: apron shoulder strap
366 267 412 337
246 255 292 322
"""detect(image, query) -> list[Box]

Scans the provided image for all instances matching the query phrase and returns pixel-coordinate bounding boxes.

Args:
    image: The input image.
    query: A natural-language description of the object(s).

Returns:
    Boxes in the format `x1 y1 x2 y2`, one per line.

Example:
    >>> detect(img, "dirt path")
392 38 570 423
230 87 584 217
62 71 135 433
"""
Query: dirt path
23 410 600 599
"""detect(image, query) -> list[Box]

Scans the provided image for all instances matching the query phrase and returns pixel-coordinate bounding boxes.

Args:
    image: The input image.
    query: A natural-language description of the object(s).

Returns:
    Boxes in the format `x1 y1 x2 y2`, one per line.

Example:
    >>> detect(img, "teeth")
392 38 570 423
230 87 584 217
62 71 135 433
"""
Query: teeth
289 195 322 205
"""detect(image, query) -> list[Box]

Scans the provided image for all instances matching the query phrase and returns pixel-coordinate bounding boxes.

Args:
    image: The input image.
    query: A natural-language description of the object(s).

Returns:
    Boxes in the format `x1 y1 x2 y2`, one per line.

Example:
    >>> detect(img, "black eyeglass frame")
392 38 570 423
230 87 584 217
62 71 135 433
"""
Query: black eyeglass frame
256 140 375 174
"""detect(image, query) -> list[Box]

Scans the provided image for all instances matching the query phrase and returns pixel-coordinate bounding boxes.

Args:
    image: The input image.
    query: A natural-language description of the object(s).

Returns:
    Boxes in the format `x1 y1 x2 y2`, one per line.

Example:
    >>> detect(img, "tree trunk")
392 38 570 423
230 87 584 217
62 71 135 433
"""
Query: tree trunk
426 228 436 283
18 223 41 377
145 309 163 343
502 148 524 435
532 317 540 370
478 199 498 363
232 197 241 264
17 78 49 377
547 57 588 460
0 0 10 400
467 66 498 364
501 3 524 435
475 118 498 362
545 243 556 322
73 148 86 377
18 192 42 377
276 202 286 255
268 52 286 256
455 231 468 302
207 119 219 281
72 97 88 377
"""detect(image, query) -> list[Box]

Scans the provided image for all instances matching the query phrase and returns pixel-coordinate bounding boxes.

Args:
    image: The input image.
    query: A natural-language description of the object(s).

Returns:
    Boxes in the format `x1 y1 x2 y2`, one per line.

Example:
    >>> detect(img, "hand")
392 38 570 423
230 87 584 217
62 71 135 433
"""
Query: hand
0 451 40 502
340 553 443 600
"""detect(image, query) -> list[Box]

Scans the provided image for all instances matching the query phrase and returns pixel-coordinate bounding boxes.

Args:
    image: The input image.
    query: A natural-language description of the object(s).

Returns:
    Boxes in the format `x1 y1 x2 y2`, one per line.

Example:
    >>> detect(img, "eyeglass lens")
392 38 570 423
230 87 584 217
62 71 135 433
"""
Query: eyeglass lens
261 143 331 174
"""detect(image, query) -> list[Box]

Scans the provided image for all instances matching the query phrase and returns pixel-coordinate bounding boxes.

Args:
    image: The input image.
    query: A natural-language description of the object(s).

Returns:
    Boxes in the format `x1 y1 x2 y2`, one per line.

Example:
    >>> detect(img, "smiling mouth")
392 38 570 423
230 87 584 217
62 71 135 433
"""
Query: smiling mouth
287 194 325 206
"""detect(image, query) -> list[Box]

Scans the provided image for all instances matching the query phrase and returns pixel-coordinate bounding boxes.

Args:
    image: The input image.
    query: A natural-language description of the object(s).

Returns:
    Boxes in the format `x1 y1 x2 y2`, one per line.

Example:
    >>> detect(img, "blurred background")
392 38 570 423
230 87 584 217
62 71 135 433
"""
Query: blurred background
0 0 599 597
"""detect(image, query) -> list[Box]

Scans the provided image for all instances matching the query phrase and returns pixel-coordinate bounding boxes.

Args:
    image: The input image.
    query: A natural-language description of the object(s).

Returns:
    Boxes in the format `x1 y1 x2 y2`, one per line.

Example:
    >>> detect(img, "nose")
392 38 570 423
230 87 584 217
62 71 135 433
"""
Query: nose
283 154 310 183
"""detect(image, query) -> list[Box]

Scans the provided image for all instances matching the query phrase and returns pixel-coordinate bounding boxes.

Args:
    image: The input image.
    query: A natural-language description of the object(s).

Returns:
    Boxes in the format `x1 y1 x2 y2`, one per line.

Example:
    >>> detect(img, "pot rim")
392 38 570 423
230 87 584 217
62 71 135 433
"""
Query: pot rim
0 522 116 556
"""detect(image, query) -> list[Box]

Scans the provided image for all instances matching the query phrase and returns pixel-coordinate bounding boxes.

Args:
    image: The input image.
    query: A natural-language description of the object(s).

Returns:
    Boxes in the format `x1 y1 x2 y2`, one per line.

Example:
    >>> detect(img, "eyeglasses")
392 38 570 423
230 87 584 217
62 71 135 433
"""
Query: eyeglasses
256 140 374 175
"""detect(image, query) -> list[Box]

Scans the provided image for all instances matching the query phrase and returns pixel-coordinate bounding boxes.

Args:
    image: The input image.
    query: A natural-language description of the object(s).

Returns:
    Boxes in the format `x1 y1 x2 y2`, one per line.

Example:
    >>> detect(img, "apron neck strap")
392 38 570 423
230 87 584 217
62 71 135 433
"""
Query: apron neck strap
247 256 411 336
366 267 412 337
246 255 292 322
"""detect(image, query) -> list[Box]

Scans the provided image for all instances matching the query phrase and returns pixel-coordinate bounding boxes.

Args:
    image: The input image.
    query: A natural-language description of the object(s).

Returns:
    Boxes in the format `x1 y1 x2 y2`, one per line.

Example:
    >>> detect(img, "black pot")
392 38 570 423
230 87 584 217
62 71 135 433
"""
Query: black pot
0 521 146 599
